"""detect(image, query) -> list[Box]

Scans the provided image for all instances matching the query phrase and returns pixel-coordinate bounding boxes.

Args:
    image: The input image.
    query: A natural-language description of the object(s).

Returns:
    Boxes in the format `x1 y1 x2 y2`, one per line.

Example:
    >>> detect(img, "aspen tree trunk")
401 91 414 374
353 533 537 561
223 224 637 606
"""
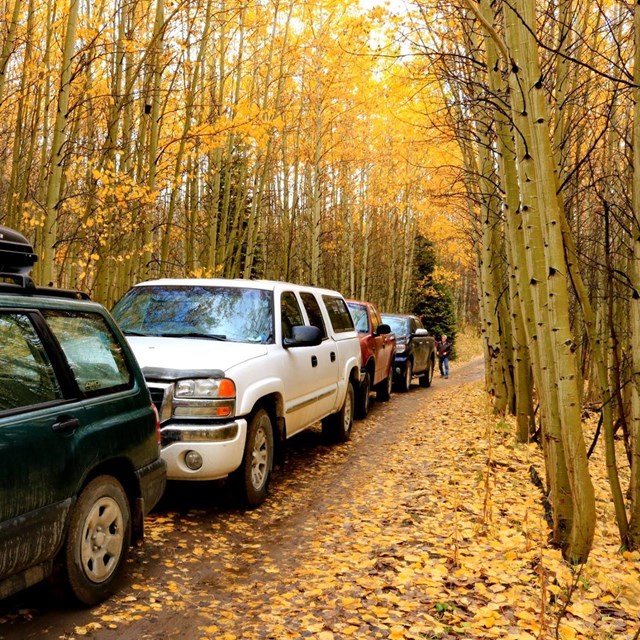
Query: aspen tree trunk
42 0 80 285
0 0 23 106
478 1 534 439
512 0 595 562
6 0 34 229
483 0 576 548
214 6 246 275
547 6 627 539
359 172 369 300
348 169 356 298
32 0 56 278
243 0 292 279
475 127 510 414
311 83 323 286
627 2 640 549
160 0 213 274
141 0 165 279
451 18 512 413
399 184 415 312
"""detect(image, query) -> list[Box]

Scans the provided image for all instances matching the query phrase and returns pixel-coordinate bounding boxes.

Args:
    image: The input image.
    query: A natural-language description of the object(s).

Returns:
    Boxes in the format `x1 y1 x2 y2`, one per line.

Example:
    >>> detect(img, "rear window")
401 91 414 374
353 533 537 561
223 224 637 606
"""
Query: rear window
300 291 327 339
323 295 355 333
45 311 132 396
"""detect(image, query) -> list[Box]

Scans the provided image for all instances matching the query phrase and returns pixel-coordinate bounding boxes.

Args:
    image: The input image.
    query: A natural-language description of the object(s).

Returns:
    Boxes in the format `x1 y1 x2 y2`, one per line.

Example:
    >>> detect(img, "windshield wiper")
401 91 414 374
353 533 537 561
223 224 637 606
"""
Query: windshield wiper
159 332 227 341
123 330 151 336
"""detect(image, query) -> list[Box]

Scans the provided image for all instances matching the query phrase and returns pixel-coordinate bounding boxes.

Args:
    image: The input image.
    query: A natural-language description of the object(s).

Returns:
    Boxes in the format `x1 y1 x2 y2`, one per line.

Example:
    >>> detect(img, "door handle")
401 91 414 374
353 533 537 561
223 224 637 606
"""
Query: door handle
52 415 81 433
330 352 336 362
311 356 318 367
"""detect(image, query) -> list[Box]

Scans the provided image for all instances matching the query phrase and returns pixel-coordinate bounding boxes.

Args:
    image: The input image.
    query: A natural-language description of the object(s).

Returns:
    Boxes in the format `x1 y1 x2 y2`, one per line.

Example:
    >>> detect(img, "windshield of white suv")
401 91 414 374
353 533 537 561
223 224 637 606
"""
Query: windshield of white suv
112 285 274 344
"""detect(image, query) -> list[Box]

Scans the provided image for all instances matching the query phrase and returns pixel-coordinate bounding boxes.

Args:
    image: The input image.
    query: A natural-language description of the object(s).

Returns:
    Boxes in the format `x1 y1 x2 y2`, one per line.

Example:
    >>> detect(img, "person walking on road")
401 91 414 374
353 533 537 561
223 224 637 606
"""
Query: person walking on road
436 334 451 379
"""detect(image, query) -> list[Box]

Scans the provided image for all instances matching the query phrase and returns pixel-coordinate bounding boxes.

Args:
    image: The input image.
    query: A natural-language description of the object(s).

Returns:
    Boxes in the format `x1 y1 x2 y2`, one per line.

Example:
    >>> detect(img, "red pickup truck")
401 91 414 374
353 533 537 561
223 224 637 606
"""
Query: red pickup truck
347 299 396 418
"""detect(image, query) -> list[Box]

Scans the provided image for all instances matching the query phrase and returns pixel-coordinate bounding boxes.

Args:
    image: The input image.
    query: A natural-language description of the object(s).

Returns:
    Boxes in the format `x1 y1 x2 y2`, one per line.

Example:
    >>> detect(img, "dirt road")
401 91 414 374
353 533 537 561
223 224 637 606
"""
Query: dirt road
0 357 484 640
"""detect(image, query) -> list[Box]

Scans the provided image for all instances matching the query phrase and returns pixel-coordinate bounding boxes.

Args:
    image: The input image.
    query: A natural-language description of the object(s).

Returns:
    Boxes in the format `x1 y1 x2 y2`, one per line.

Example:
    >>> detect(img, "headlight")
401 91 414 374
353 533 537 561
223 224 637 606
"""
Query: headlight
175 378 235 398
395 342 407 354
172 378 236 419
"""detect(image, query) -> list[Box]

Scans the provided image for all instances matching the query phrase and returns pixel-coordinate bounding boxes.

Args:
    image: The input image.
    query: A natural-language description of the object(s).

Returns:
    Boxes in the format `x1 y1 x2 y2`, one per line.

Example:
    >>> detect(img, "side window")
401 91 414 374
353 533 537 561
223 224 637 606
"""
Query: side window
45 311 132 396
0 313 62 411
323 296 355 333
280 291 304 340
370 306 380 334
300 292 327 339
410 318 418 333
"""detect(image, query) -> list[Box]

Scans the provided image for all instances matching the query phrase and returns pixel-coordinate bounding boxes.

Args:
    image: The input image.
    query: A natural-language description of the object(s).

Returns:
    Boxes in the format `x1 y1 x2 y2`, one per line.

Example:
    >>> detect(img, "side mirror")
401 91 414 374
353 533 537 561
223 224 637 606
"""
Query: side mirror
283 325 322 348
376 323 391 336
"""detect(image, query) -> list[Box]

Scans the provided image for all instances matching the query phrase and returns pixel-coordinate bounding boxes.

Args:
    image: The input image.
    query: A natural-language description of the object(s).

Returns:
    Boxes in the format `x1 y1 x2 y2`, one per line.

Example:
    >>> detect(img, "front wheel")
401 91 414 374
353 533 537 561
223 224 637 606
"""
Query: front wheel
322 381 354 443
234 409 274 508
420 359 434 388
399 360 412 393
376 367 393 402
63 476 131 606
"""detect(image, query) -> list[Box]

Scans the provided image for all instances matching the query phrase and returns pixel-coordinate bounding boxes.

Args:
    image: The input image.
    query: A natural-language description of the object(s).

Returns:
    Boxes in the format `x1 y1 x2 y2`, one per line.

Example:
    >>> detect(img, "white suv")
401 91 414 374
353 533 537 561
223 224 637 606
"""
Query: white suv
112 279 361 507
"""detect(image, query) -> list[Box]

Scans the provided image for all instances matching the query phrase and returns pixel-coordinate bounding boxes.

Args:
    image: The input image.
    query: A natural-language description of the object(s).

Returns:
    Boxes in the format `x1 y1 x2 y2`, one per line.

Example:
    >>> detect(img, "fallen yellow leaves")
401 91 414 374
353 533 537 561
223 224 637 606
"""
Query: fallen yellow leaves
35 369 637 640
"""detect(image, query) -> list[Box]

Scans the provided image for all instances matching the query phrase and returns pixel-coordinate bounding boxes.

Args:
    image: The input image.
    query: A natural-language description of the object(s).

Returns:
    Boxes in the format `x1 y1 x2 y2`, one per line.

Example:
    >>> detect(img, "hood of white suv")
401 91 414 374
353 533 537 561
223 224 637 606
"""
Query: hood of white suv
126 336 267 373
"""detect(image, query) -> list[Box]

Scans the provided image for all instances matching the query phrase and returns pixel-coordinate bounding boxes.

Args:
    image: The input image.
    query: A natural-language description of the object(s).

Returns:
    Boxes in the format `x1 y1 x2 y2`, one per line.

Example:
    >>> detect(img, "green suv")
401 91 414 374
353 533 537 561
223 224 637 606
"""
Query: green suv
0 227 166 605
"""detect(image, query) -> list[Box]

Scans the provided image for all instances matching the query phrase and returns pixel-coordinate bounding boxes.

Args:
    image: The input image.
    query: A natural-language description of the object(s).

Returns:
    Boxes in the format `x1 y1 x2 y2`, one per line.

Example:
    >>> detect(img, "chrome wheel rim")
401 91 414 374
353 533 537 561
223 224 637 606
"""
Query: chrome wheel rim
80 497 124 583
343 388 353 434
251 424 269 490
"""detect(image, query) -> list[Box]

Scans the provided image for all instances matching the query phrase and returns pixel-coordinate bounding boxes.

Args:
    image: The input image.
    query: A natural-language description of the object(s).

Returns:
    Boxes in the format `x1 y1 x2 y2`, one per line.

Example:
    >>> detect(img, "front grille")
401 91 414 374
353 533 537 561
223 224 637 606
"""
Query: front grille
148 386 166 415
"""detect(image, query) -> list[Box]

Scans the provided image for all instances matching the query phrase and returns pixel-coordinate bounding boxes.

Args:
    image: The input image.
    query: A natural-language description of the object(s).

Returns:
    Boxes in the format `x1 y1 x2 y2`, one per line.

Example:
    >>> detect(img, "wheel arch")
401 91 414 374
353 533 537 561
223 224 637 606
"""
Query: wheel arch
247 392 285 466
364 356 376 379
79 458 141 544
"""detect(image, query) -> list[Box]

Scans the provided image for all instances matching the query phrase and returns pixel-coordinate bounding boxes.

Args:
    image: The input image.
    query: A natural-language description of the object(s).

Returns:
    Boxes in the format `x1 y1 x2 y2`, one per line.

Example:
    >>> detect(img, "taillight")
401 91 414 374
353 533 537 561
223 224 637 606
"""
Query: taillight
151 403 161 445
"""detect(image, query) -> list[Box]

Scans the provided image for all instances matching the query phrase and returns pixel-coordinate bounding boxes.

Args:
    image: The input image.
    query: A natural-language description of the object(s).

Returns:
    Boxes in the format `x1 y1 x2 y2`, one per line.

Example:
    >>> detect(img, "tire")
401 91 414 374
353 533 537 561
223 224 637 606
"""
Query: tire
355 371 371 419
322 381 354 443
420 359 434 388
63 476 131 606
234 408 274 508
399 360 413 393
376 367 393 402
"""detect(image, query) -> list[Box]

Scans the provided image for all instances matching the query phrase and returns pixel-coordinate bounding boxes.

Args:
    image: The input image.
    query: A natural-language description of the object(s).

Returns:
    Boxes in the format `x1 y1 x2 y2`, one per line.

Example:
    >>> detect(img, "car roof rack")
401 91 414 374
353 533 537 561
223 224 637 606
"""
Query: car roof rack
0 226 90 300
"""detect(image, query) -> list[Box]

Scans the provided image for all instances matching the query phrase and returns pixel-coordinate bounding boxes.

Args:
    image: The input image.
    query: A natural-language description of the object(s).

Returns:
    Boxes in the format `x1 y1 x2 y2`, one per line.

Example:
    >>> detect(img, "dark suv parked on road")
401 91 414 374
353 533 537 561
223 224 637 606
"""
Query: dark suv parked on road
0 227 166 605
381 313 435 392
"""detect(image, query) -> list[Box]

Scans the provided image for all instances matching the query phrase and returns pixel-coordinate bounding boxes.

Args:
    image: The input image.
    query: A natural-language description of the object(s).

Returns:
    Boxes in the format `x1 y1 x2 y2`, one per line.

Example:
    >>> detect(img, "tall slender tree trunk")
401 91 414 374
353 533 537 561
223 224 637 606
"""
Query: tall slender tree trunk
627 2 640 548
511 0 595 562
42 0 80 285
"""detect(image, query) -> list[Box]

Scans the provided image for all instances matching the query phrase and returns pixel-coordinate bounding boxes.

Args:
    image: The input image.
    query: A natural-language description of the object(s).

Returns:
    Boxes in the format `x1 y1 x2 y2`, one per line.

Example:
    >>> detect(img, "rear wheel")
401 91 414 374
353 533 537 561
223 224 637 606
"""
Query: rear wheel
322 382 354 443
63 476 131 606
234 408 274 508
355 371 371 419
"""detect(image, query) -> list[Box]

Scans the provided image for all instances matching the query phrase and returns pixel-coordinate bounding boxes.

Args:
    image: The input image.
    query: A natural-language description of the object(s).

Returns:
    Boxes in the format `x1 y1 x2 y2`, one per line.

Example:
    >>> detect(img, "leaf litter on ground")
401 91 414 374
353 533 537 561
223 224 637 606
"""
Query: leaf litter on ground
25 354 640 640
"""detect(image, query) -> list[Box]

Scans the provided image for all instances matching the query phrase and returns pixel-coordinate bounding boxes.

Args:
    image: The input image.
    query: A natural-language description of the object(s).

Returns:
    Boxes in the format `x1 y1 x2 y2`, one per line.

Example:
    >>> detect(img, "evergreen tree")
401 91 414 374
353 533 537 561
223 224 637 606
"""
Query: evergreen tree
410 234 457 353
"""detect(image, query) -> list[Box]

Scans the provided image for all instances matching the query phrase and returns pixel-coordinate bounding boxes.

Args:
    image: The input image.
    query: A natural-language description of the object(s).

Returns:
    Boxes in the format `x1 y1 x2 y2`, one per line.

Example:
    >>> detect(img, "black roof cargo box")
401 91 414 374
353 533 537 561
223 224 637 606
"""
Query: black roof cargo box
0 226 89 299
0 225 37 275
